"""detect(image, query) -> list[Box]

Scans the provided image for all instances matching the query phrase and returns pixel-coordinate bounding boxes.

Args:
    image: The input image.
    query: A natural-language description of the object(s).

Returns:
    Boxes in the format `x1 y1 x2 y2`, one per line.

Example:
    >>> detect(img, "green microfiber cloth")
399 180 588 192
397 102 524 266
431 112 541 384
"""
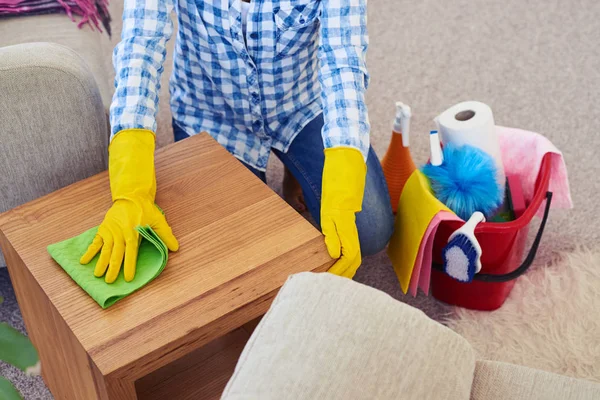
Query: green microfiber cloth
47 225 168 309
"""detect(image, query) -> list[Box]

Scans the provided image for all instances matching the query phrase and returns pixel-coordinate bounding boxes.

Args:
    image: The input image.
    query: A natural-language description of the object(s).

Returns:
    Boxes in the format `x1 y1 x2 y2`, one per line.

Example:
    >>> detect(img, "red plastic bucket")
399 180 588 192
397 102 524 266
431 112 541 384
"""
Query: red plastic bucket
430 154 554 311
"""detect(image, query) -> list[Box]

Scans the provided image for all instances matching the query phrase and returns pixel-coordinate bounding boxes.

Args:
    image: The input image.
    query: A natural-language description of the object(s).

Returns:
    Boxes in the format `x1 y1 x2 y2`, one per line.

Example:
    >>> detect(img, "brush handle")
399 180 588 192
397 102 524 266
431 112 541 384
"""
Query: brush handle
462 212 486 233
449 212 485 241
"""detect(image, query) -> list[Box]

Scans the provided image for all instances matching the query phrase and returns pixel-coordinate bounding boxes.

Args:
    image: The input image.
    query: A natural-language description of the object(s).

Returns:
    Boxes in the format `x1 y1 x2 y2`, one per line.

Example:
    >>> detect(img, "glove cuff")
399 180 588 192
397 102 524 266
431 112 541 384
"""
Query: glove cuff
109 129 157 203
322 147 367 212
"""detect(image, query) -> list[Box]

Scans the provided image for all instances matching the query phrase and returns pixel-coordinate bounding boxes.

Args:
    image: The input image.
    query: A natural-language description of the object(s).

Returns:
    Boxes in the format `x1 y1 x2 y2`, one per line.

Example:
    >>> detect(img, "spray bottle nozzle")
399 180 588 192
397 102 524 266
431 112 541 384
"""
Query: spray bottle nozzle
393 102 412 147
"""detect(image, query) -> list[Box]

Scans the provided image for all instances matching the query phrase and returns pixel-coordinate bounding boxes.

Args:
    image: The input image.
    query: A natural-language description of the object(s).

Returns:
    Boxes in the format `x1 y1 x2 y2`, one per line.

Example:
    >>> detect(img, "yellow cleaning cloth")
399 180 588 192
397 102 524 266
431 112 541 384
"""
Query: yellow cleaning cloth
387 170 451 293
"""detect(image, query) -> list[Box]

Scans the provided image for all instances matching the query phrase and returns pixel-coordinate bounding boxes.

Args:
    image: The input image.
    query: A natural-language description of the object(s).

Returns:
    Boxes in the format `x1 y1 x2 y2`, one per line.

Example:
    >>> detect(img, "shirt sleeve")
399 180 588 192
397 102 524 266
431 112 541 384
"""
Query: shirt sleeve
110 0 175 138
318 0 370 160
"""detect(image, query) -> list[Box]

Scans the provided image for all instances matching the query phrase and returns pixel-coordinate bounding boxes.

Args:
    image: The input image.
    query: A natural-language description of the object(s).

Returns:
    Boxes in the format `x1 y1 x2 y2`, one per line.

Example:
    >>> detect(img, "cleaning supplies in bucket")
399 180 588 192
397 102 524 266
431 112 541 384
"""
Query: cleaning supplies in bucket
385 101 492 289
384 100 572 303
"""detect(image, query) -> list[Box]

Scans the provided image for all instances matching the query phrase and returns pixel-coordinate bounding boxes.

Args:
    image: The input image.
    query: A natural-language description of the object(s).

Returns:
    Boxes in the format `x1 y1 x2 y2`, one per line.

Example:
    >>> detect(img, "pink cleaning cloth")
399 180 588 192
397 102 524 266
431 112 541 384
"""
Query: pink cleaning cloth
409 211 461 296
497 126 573 215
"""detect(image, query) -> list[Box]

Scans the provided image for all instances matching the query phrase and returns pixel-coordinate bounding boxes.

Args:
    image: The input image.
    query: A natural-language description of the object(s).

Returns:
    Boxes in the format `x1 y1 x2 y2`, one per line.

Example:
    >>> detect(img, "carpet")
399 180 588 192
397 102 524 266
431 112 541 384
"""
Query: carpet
2 0 600 397
445 249 600 383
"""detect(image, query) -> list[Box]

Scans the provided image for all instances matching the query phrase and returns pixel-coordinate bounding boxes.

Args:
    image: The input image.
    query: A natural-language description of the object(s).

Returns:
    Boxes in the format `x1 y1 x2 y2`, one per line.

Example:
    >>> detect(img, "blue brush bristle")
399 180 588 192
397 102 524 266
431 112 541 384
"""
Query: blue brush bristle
443 234 479 283
422 143 503 220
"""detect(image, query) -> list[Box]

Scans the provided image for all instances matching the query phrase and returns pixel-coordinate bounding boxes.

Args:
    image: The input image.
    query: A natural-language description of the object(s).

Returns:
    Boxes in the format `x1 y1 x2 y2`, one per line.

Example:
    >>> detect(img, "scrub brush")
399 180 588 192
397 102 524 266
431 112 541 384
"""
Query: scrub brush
381 102 416 213
442 211 485 283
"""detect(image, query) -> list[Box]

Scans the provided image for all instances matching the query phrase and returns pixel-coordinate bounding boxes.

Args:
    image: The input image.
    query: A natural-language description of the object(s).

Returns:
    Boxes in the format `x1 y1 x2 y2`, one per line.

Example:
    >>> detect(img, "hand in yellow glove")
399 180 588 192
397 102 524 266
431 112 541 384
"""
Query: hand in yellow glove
321 147 367 279
80 129 179 283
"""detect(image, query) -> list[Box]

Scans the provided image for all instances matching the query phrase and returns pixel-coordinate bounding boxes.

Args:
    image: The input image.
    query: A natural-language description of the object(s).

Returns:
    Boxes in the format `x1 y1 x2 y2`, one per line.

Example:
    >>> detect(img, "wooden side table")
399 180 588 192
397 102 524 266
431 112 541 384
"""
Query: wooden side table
0 134 333 399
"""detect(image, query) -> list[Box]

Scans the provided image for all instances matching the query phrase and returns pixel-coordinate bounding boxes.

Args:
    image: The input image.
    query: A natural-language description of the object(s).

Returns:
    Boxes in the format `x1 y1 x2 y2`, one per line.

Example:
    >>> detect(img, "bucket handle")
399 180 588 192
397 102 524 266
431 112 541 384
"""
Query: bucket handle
435 191 553 283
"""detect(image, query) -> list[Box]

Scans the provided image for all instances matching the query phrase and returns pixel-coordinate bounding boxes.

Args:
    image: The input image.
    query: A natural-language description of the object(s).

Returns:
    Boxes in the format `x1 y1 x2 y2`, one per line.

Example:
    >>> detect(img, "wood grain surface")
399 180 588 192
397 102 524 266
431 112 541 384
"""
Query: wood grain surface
0 133 334 397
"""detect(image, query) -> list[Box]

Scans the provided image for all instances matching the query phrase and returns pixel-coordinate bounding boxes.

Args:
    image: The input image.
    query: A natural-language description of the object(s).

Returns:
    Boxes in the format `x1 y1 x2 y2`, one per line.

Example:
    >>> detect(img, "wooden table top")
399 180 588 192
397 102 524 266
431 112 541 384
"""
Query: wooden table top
0 134 333 380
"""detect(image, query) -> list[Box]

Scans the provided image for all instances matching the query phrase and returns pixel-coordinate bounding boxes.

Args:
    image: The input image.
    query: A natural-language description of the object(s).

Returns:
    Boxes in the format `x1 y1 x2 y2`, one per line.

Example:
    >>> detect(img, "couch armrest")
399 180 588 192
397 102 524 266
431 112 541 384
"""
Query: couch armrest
222 272 476 400
0 42 109 266
471 360 600 400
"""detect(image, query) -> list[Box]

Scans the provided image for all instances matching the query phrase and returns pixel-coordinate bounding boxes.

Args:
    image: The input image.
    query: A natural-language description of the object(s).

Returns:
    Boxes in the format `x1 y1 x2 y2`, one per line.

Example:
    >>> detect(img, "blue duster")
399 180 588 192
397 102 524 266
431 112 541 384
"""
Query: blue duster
421 143 503 220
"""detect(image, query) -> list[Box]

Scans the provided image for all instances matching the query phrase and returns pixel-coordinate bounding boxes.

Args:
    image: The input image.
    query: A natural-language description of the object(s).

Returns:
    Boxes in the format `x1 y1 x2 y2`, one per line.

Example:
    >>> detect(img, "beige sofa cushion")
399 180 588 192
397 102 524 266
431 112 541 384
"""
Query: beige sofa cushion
471 360 600 400
222 272 475 400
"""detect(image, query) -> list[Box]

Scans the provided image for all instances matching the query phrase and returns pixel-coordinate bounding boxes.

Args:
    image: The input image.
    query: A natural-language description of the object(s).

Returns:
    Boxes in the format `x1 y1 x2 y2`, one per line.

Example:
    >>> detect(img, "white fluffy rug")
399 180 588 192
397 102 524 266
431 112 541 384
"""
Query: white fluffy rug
445 250 600 383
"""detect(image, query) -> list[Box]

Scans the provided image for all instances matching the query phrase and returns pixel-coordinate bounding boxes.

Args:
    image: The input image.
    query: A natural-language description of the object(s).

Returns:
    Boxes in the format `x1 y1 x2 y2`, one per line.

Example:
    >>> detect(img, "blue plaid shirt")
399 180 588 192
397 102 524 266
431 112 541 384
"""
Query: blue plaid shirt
111 0 370 171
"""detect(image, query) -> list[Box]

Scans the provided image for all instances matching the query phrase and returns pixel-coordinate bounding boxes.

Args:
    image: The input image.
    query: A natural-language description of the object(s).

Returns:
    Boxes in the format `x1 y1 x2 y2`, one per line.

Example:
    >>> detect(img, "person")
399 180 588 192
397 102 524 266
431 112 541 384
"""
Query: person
80 0 394 283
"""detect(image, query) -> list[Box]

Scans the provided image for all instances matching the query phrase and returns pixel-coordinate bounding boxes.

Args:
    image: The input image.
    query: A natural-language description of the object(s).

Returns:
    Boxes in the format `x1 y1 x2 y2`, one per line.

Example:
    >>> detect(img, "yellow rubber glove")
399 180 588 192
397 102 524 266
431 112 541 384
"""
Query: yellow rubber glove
80 129 179 283
321 147 367 279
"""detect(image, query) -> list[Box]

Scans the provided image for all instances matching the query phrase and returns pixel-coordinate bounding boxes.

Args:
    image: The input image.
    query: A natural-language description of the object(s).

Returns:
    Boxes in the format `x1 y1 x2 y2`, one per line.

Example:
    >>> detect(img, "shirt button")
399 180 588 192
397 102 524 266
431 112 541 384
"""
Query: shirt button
250 32 258 40
253 120 262 129
251 92 260 103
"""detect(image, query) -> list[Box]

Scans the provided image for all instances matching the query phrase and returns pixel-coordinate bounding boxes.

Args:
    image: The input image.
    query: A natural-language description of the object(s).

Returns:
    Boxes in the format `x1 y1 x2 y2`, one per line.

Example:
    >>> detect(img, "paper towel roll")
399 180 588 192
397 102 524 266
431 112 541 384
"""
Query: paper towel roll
435 101 506 187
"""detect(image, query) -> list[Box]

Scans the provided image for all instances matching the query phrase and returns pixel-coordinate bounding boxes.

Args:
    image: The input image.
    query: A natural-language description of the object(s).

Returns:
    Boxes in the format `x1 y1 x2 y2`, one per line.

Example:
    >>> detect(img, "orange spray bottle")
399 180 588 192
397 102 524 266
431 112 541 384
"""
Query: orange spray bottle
381 102 417 213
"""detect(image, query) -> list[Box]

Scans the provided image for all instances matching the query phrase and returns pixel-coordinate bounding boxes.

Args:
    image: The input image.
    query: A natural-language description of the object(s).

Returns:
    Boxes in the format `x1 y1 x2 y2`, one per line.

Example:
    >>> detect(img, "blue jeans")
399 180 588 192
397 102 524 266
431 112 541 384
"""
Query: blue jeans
173 115 394 256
